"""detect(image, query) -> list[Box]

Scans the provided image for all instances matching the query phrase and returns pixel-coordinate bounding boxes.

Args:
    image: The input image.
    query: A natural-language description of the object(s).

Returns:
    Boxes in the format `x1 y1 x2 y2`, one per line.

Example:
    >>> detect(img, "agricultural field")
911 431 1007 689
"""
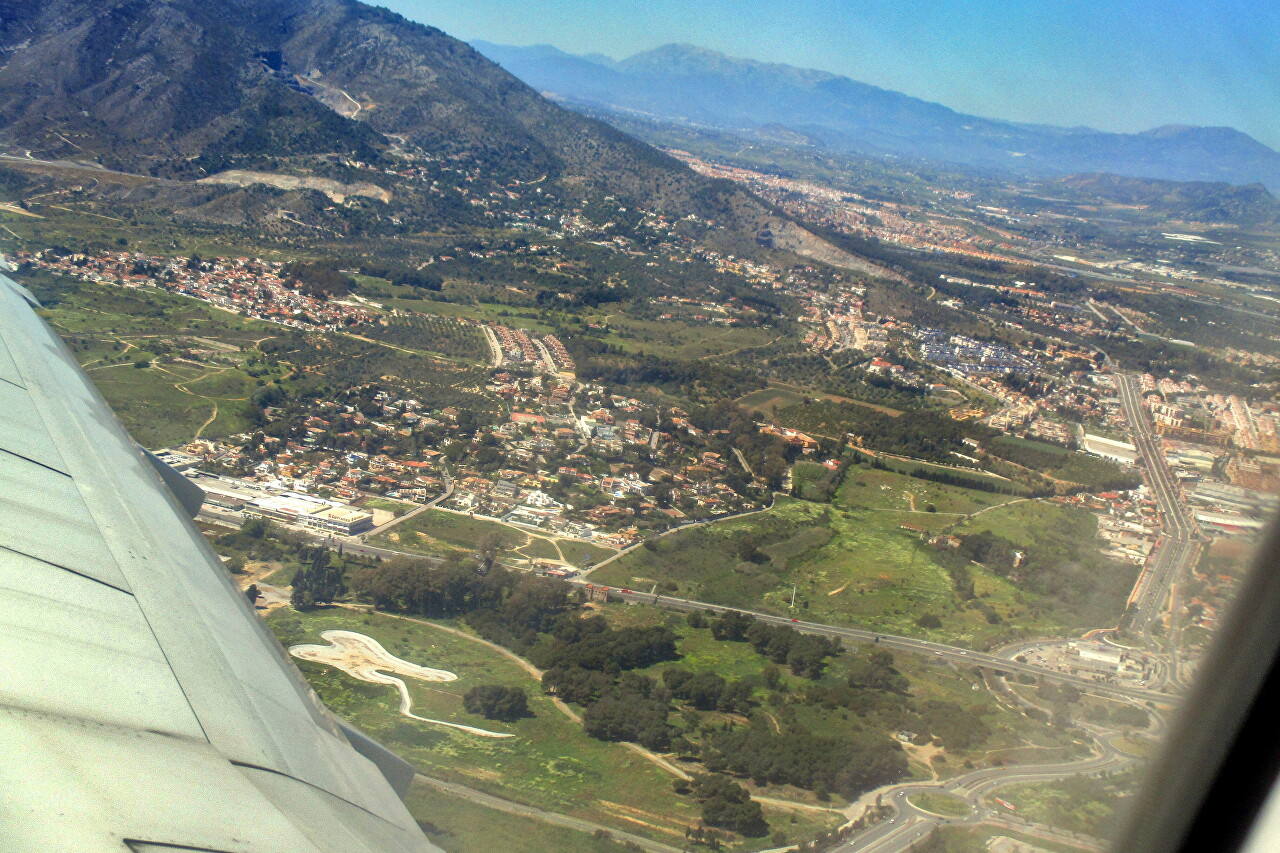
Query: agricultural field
406 782 654 853
577 310 785 361
359 312 489 363
379 296 558 336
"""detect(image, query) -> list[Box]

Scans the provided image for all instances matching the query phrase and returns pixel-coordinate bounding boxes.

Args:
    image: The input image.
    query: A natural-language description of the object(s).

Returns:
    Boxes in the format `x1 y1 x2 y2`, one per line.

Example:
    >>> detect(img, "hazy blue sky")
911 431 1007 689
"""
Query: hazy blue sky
375 0 1280 150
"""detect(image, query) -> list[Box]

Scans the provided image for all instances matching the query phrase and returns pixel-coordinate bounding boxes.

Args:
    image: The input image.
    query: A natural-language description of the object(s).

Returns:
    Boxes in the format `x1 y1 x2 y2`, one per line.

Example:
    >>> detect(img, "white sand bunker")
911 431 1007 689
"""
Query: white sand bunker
291 630 513 739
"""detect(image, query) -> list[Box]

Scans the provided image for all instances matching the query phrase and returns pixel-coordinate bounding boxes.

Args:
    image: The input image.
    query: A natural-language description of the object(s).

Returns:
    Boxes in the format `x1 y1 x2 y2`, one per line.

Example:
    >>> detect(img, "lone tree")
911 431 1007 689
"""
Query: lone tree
463 685 530 722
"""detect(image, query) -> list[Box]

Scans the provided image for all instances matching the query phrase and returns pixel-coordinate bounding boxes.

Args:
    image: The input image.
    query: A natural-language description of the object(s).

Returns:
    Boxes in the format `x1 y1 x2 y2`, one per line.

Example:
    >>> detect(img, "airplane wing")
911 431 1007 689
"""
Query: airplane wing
0 273 443 853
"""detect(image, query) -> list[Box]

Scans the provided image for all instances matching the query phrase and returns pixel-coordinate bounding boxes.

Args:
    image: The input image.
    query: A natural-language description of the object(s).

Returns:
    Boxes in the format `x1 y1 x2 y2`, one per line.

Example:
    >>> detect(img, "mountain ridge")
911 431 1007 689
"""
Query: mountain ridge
473 40 1280 191
0 0 878 270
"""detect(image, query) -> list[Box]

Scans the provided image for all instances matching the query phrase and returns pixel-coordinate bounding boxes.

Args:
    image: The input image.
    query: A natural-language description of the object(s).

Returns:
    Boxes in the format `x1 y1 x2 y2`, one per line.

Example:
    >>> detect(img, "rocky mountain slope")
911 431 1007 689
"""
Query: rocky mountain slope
0 0 863 265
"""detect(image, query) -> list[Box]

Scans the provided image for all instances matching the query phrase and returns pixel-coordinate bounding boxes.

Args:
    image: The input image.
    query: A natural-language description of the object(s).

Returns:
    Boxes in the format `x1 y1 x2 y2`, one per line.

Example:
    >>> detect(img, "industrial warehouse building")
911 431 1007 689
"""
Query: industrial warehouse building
186 473 375 536
247 493 375 536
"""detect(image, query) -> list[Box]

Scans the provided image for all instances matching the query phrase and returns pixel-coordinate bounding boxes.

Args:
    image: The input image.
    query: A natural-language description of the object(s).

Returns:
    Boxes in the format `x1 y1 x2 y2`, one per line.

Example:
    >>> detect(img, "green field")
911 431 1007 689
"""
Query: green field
737 387 808 418
371 507 614 568
954 500 1137 631
31 275 281 446
926 825 1092 852
592 497 1066 647
407 781 654 853
907 791 970 817
372 509 517 556
268 607 709 846
998 772 1138 840
836 464 1012 515
357 497 418 518
593 473 1132 647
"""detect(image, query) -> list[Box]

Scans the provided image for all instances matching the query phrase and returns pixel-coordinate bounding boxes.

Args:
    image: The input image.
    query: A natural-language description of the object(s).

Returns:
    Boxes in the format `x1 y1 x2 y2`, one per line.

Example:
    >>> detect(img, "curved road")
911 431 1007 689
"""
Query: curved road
835 724 1138 852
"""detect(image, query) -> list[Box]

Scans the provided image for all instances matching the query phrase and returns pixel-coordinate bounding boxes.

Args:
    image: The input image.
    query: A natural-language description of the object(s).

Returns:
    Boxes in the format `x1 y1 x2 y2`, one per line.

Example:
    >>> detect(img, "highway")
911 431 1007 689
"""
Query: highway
832 725 1132 853
1116 374 1195 536
1115 374 1200 637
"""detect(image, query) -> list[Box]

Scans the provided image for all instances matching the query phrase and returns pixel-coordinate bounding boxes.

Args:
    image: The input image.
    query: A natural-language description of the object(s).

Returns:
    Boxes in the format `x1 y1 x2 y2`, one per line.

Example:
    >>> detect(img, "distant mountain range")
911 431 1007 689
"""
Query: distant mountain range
474 42 1280 192
1056 174 1280 227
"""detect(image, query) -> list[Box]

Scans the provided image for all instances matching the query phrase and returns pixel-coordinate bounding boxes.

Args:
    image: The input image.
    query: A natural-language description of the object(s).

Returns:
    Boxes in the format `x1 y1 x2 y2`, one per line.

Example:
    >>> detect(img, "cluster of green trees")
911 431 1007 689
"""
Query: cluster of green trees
985 436 1140 492
662 668 754 713
880 459 1029 497
704 610 843 678
391 269 444 291
778 401 993 465
462 685 530 721
350 559 579 652
577 347 766 405
290 548 348 610
527 616 681 750
845 650 911 693
528 616 679 674
579 674 673 751
677 774 768 837
282 260 357 299
702 719 907 800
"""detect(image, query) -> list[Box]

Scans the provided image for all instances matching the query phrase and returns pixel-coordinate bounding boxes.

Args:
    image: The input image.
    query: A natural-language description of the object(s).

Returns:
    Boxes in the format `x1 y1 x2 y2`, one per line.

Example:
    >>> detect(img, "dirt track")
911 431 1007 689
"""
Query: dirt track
290 630 513 738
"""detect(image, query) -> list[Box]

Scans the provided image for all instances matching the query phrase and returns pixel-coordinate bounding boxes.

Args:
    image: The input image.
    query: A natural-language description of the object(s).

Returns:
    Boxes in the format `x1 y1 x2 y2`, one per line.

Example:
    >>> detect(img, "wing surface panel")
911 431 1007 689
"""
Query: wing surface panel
0 548 204 736
0 448 131 590
0 330 26 387
0 379 70 472
0 273 441 852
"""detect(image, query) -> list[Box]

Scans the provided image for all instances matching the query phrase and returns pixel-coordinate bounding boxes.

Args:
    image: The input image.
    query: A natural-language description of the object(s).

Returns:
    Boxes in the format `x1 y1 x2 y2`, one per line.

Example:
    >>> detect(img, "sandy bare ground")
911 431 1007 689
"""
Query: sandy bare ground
290 630 513 738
